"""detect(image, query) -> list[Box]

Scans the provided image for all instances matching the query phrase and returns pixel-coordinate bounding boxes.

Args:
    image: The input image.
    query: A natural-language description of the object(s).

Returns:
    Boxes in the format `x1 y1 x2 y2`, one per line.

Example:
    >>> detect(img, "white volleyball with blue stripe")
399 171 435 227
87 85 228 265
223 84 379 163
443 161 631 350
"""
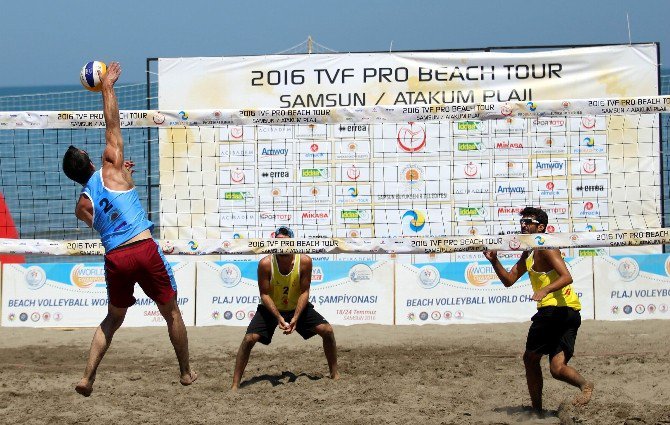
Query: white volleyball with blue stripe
79 61 107 91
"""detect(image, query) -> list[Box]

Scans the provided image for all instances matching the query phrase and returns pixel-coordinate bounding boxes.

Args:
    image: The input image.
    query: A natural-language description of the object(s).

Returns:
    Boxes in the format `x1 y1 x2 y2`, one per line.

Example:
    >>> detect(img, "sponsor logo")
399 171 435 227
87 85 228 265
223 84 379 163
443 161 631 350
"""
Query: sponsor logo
235 311 246 320
581 116 596 129
229 126 244 139
407 312 416 321
223 311 233 320
648 304 656 314
508 236 521 250
464 162 479 177
340 210 367 220
152 113 165 124
31 312 40 322
211 311 220 320
301 168 329 178
71 264 104 289
431 311 441 320
500 105 513 116
496 140 525 149
248 311 255 320
302 211 330 220
535 161 564 171
617 258 640 281
260 147 289 156
419 311 429 321
219 264 242 288
178 111 189 120
464 263 497 286
188 241 198 251
454 311 464 319
402 210 426 233
230 168 246 183
349 264 373 282
223 191 251 200
397 122 426 152
457 141 484 152
496 185 525 194
635 304 645 314
443 311 452 319
19 313 28 322
527 102 537 111
346 165 361 180
312 267 324 282
348 187 358 198
418 265 440 289
402 165 423 184
25 266 47 290
7 313 16 321
459 207 485 216
535 236 546 246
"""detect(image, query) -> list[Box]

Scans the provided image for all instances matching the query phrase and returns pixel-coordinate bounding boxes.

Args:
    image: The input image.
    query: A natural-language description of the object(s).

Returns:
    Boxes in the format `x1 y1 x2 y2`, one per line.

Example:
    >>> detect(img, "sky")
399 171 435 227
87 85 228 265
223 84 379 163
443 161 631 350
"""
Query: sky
0 0 668 89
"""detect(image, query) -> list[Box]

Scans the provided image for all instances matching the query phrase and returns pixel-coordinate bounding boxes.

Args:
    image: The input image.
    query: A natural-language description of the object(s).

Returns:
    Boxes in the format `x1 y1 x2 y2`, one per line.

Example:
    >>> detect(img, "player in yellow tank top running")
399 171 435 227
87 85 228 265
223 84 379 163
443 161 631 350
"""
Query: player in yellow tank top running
484 207 594 415
231 226 339 390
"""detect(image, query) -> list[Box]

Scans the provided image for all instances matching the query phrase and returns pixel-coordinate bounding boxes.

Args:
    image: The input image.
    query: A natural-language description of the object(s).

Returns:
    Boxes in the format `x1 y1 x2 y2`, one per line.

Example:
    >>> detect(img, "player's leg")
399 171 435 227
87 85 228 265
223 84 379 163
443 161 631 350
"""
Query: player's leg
548 352 593 406
313 323 339 380
232 332 262 390
75 303 128 397
232 305 277 390
156 296 196 385
523 350 544 411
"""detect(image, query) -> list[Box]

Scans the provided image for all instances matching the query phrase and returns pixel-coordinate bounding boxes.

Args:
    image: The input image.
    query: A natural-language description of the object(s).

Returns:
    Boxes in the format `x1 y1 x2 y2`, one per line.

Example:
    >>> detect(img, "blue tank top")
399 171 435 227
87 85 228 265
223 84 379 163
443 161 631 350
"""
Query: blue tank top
82 170 153 252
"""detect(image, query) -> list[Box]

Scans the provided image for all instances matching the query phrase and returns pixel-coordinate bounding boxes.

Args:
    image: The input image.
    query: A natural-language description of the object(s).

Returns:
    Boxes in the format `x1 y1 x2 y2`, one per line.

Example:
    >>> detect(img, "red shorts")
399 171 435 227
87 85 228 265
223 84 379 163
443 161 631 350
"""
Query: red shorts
104 238 177 308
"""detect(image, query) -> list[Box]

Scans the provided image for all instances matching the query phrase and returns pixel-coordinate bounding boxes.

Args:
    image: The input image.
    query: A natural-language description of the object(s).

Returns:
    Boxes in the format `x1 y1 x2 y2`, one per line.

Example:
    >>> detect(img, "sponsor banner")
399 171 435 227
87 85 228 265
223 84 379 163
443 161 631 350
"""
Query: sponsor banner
530 179 569 200
493 159 530 178
593 255 670 320
219 143 255 163
493 180 529 200
570 178 608 199
297 140 331 161
4 229 670 256
257 141 293 162
218 188 256 207
1 262 195 327
195 261 394 326
570 157 608 176
220 211 257 227
453 160 490 179
533 158 567 177
258 168 294 184
3 96 668 129
220 168 255 185
299 184 332 205
336 163 370 182
333 123 371 138
335 140 371 160
395 258 593 325
258 184 295 206
453 137 488 157
219 126 252 141
570 134 607 155
256 125 293 140
529 134 568 154
529 116 567 132
335 184 372 204
453 181 491 202
374 207 451 237
373 162 451 202
490 136 529 155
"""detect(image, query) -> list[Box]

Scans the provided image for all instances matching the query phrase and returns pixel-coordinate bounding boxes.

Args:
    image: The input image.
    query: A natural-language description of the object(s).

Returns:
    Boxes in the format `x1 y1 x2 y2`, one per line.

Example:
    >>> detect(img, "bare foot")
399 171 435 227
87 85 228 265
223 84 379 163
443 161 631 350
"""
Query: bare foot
330 371 340 381
180 370 198 386
75 378 93 397
573 381 594 407
231 384 239 392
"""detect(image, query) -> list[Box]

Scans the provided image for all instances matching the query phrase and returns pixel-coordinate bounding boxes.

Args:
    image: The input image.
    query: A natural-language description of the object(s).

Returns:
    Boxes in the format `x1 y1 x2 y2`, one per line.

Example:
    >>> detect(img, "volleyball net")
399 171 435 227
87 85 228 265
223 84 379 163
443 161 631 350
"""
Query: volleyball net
0 44 668 257
0 94 668 257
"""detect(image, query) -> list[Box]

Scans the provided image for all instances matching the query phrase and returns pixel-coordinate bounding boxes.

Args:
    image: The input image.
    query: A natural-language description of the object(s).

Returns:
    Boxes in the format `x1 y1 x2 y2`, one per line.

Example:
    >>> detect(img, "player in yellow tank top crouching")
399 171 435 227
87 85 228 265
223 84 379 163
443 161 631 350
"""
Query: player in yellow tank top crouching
484 207 594 414
231 226 339 390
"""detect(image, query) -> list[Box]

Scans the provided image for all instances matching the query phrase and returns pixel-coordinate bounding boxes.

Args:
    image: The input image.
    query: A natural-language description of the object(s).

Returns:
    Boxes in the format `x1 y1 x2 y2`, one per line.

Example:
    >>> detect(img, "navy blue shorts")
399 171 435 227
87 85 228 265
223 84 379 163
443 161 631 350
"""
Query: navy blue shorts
246 303 328 345
526 306 581 361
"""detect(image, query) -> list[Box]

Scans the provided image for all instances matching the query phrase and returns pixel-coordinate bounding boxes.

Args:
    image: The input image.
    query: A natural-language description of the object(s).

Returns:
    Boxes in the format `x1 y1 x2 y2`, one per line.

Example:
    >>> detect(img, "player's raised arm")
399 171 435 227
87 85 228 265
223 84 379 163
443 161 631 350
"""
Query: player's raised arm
100 62 123 170
484 250 529 287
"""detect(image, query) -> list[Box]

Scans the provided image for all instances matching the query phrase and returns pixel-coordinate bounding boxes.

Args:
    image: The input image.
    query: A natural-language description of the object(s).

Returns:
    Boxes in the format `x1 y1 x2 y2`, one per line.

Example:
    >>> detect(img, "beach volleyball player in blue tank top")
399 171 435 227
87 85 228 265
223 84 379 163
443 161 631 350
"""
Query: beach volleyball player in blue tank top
62 61 196 397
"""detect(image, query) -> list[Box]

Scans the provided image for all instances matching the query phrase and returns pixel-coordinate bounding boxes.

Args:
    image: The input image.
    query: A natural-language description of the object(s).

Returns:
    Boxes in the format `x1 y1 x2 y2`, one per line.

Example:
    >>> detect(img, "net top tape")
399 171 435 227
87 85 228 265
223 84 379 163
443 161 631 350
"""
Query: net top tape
1 96 668 129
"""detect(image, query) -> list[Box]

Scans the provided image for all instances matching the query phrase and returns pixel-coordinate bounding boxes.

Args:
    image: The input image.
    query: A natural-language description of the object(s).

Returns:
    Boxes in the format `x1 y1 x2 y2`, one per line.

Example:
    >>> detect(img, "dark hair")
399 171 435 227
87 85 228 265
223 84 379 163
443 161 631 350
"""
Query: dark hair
275 226 294 238
62 145 93 185
520 206 548 226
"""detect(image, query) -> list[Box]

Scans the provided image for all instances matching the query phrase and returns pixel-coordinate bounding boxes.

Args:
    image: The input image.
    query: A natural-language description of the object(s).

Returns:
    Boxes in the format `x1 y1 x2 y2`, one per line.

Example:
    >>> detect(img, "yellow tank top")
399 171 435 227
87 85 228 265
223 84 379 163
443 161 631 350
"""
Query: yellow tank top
269 254 302 312
525 251 581 310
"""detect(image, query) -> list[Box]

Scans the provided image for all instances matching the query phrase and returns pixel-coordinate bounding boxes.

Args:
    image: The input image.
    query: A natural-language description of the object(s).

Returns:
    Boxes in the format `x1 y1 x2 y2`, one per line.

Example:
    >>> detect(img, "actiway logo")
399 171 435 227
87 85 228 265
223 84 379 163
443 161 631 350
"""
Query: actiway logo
260 147 289 156
402 210 426 233
397 122 426 152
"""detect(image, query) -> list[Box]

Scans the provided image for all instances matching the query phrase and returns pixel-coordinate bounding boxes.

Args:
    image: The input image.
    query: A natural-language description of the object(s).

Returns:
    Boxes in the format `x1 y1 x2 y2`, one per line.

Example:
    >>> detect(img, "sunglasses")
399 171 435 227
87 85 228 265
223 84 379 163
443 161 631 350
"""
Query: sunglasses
519 218 541 225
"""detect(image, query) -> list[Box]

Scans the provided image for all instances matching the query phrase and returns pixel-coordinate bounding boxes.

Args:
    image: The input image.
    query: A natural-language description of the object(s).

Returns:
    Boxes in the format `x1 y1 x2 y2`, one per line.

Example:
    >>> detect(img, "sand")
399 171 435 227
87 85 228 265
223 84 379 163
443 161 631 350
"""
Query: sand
0 320 669 424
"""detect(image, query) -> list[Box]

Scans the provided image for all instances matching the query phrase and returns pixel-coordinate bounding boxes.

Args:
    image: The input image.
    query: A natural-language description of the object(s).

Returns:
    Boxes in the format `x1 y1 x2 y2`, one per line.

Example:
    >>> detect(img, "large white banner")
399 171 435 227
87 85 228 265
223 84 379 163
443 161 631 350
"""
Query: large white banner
1 262 196 327
156 44 661 259
593 255 670 320
195 260 394 326
395 258 594 325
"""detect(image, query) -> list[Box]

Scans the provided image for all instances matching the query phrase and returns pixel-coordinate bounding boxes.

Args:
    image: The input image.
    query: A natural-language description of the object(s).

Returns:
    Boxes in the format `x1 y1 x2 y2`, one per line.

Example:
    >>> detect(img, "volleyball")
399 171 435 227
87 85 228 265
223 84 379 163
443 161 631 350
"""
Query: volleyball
79 61 107 91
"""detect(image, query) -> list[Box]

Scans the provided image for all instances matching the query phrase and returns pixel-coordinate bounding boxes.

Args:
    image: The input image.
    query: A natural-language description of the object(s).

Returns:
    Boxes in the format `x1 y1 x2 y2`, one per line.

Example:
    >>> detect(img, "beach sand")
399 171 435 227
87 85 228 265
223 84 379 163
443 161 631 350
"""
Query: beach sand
1 320 669 424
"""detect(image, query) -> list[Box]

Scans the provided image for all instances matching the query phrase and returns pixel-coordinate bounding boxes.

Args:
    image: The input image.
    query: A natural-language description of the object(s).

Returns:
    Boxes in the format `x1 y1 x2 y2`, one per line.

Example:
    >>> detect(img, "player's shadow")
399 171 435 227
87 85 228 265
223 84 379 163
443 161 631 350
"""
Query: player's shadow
240 370 322 388
492 406 558 420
